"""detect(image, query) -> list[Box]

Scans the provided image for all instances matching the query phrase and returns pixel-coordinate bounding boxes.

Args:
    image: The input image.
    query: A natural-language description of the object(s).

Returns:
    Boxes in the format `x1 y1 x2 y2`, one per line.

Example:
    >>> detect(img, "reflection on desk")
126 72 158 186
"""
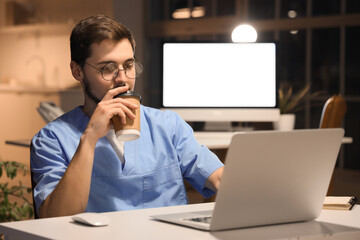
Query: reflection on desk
0 203 359 240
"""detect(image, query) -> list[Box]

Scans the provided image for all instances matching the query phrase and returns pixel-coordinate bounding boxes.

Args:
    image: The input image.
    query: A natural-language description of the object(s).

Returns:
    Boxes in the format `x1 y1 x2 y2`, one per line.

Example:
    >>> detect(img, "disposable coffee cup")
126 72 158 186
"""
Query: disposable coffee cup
112 91 141 141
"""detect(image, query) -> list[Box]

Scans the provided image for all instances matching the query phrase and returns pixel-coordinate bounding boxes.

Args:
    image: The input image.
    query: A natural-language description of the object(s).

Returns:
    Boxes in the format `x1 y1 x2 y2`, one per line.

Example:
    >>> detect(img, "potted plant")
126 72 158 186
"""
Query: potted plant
274 82 316 131
0 160 34 223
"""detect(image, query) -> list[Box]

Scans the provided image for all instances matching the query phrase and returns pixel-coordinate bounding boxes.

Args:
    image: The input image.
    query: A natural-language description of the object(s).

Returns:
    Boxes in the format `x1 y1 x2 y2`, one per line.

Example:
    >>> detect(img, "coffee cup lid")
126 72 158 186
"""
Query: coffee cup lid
114 91 142 102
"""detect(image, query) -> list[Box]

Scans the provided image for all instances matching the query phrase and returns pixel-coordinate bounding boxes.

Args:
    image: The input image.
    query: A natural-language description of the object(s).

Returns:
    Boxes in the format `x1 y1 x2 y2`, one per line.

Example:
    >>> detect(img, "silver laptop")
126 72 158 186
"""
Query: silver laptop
152 129 344 231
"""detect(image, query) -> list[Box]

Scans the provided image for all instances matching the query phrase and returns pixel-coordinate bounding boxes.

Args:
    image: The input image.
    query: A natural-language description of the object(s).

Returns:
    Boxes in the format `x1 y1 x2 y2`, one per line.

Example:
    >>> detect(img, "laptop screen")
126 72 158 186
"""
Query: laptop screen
162 43 276 108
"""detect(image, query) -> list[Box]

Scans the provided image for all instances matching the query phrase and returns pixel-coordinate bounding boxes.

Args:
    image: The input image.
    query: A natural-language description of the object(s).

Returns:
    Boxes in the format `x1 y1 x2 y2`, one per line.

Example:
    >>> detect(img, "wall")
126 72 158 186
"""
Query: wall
0 0 113 88
113 0 146 103
0 90 60 209
0 30 75 88
0 0 115 213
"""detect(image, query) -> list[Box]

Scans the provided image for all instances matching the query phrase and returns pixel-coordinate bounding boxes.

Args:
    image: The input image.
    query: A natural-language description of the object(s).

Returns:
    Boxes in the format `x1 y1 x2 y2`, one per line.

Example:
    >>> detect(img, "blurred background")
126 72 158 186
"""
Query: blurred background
0 0 359 216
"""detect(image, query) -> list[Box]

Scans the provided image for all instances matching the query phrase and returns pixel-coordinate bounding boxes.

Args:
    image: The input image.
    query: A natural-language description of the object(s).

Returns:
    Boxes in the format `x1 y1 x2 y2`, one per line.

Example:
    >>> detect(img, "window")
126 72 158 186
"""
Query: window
146 0 360 170
149 0 165 21
217 0 235 16
346 26 360 95
346 0 360 13
278 30 306 88
312 28 340 94
312 0 340 16
248 0 275 20
257 31 275 42
280 0 306 19
344 102 360 169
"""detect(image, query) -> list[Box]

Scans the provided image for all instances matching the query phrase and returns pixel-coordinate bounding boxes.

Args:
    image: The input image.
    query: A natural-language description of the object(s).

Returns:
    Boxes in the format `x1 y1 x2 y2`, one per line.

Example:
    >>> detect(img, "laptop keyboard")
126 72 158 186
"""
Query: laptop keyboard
183 216 212 224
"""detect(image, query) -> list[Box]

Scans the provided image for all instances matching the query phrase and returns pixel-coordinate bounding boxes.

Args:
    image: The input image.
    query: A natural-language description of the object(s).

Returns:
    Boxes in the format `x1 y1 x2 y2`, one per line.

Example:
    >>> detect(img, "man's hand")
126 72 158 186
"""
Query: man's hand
205 167 224 192
85 86 139 141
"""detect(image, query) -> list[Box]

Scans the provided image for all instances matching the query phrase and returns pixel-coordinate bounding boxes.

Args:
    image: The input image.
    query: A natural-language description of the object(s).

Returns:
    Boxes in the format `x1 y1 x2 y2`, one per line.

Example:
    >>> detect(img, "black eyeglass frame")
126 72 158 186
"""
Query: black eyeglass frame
84 60 143 81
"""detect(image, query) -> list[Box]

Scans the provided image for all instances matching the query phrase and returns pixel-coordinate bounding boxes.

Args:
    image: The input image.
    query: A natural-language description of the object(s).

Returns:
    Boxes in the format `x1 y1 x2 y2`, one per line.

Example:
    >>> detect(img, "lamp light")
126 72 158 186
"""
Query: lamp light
172 8 191 19
231 24 258 43
191 6 205 18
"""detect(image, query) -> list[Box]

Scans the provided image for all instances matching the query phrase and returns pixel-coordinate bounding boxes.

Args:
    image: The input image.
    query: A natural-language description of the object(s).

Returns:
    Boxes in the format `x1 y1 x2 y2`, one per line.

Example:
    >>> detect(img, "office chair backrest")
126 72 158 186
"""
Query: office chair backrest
30 142 39 219
30 170 39 219
319 95 347 128
319 95 346 196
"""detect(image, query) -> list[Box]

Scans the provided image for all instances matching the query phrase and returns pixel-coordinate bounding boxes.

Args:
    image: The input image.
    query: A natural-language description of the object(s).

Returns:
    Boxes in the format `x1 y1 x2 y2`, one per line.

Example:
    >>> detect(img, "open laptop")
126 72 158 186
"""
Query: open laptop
152 129 345 231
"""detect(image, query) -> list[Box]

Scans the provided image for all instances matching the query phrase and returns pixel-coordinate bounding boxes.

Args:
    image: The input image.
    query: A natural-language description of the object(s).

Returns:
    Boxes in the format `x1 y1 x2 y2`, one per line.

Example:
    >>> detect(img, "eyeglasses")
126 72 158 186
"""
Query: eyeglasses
84 60 143 81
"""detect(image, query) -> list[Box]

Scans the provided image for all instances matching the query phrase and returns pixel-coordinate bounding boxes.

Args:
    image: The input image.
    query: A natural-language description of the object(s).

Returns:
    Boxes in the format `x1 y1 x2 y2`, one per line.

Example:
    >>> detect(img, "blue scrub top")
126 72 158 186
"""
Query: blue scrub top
31 106 223 215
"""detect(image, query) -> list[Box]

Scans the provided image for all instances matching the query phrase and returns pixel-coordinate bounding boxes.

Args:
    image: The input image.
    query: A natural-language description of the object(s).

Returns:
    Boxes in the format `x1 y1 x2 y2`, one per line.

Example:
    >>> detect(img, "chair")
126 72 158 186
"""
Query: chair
30 165 39 219
29 141 40 219
319 95 347 129
319 95 347 195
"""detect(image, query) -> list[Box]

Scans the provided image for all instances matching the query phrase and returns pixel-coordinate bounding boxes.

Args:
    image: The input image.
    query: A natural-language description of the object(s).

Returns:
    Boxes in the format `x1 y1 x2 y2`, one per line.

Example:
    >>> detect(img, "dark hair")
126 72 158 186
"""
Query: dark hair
70 15 136 65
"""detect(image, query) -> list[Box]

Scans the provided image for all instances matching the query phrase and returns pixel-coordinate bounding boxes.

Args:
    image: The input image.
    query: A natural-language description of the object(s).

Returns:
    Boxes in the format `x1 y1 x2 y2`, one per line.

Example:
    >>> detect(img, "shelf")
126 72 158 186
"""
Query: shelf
0 23 73 35
0 84 81 94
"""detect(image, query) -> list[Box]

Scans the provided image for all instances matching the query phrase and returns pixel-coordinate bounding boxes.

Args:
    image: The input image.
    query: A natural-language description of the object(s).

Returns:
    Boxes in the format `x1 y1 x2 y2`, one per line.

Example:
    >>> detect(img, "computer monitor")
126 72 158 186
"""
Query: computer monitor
161 42 279 122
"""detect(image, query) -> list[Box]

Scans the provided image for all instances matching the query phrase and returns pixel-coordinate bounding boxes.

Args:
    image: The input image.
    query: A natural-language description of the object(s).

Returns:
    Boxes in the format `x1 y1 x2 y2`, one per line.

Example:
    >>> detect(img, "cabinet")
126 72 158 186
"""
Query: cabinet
0 87 83 208
1 0 112 28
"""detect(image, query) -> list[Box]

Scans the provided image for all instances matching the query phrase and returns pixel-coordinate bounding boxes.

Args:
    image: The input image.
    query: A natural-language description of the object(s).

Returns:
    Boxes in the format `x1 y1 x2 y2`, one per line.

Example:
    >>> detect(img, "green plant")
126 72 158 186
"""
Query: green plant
0 160 34 222
278 82 320 114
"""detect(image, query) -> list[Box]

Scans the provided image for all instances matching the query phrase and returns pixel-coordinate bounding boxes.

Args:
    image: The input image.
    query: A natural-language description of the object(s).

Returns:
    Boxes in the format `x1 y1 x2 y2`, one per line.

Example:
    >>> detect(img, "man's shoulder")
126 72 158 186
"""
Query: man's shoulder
37 106 86 135
142 105 181 120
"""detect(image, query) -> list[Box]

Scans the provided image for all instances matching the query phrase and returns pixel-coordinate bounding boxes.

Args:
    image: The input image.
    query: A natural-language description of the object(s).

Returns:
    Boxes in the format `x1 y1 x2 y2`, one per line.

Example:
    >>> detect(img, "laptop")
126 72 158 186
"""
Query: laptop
152 129 345 231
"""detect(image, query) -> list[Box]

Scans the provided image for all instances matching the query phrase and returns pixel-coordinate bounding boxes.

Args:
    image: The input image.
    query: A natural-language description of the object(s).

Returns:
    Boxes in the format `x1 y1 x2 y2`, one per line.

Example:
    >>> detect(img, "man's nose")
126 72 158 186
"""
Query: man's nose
113 69 127 84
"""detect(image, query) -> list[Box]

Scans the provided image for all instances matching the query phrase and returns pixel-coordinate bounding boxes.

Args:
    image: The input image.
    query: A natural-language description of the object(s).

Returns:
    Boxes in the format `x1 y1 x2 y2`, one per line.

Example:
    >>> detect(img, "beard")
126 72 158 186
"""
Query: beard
82 74 131 105
83 74 102 104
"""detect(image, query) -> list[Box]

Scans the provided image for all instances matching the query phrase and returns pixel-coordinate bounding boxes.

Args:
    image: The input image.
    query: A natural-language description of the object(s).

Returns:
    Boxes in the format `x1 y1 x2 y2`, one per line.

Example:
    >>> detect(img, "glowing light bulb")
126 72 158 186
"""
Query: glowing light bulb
231 24 257 43
287 10 297 18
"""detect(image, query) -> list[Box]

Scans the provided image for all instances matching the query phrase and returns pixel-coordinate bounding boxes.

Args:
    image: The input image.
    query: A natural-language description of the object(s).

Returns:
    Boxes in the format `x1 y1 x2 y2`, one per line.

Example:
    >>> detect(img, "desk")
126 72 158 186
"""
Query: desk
0 203 360 240
5 132 352 150
5 139 31 148
194 131 353 150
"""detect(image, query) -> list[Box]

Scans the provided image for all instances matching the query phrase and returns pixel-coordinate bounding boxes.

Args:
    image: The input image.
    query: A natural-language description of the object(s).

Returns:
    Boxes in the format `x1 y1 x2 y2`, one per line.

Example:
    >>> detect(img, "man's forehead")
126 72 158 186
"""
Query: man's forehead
89 39 134 59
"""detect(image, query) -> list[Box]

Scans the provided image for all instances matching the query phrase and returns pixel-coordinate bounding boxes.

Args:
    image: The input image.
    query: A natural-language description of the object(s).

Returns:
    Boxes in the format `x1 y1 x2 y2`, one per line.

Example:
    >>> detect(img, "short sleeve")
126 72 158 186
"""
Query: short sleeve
169 111 224 198
30 128 69 215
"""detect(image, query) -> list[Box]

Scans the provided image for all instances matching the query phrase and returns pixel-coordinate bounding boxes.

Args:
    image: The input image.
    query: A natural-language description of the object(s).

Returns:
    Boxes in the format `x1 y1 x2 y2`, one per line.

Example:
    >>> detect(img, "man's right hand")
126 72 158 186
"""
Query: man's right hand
85 86 139 141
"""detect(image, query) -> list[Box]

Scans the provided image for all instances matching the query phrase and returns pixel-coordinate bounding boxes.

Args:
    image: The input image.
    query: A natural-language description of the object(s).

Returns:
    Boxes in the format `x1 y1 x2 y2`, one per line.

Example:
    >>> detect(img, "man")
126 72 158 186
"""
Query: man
31 15 224 218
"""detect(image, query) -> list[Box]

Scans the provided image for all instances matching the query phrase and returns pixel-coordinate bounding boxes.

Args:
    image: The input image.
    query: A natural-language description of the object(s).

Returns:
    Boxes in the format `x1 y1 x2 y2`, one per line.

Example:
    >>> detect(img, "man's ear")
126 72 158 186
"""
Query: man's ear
70 61 83 82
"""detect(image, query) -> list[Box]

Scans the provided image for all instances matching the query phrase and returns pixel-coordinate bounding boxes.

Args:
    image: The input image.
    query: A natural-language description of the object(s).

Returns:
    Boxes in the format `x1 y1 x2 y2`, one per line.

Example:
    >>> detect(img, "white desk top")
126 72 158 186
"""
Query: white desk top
1 203 360 240
194 131 353 149
4 131 352 150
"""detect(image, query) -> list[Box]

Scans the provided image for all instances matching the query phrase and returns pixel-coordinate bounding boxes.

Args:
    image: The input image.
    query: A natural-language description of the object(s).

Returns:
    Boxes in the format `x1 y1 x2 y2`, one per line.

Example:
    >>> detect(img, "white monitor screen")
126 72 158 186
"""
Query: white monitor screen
162 43 276 108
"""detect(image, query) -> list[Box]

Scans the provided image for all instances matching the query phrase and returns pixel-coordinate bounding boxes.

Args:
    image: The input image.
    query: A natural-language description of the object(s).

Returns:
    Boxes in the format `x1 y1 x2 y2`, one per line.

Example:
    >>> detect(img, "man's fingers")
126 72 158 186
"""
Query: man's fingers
114 104 136 124
112 98 139 110
99 101 136 124
98 97 138 109
113 109 127 125
102 86 129 101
